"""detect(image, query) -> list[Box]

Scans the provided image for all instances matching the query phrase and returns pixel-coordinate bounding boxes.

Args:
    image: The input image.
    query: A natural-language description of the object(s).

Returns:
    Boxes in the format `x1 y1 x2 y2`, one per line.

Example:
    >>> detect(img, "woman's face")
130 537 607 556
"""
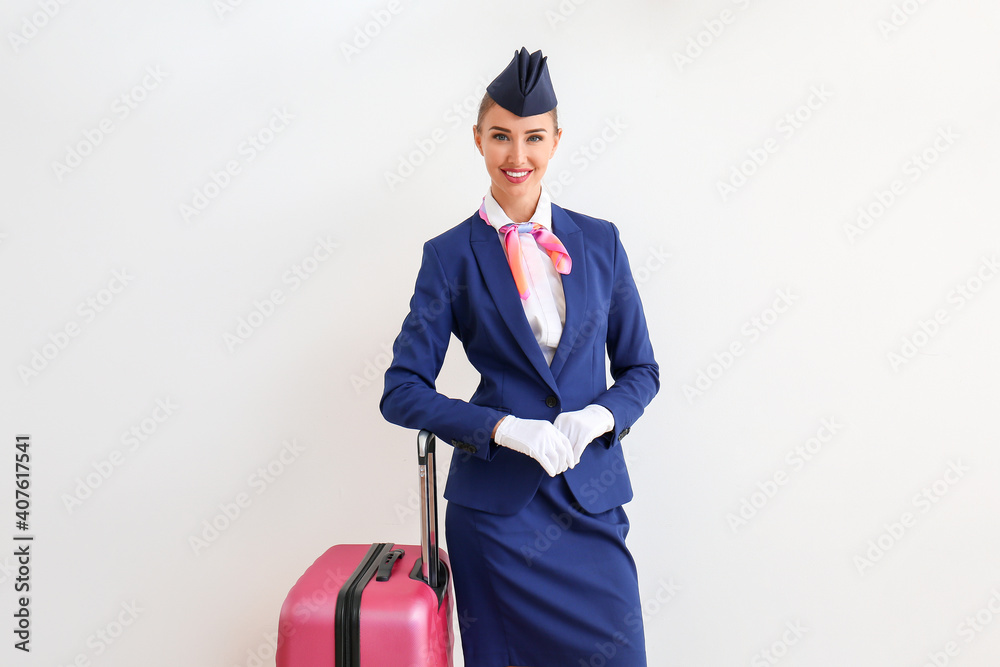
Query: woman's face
474 104 562 204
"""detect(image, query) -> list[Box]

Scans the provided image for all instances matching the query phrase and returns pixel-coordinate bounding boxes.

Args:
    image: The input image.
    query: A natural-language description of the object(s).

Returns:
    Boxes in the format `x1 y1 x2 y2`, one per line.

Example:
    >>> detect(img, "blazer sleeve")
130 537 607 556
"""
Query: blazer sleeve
380 241 506 460
591 222 660 445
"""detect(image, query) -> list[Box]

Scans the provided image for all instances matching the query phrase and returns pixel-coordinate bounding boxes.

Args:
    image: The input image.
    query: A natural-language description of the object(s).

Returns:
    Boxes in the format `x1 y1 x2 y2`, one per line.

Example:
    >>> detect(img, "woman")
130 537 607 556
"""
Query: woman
380 47 658 667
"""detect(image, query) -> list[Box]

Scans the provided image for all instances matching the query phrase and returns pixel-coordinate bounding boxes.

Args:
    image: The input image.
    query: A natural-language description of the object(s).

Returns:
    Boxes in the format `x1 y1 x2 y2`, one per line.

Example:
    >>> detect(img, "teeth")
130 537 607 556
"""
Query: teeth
505 170 529 177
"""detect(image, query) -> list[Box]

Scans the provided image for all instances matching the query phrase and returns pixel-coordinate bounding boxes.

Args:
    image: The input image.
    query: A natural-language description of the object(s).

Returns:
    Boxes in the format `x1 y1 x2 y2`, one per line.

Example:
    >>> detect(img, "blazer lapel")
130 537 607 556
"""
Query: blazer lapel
470 216 559 392
549 204 586 380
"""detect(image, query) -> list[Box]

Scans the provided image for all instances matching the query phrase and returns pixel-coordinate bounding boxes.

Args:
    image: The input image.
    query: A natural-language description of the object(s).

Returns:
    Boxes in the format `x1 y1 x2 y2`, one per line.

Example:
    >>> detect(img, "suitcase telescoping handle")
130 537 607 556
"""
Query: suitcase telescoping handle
416 430 440 589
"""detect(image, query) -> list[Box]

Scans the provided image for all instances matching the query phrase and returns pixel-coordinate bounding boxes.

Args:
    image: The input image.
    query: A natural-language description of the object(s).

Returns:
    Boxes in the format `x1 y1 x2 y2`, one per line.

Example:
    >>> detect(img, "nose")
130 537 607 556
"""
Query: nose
509 141 526 166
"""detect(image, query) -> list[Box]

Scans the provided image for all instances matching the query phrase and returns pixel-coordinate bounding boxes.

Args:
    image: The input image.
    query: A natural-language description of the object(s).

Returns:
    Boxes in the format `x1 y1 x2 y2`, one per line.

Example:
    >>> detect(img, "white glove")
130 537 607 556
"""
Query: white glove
493 416 575 477
554 405 615 466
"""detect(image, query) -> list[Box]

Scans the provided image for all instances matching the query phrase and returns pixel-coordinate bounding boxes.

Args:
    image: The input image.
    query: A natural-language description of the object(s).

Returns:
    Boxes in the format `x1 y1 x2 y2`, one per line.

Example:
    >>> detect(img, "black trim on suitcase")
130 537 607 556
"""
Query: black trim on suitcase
408 557 450 606
334 542 395 667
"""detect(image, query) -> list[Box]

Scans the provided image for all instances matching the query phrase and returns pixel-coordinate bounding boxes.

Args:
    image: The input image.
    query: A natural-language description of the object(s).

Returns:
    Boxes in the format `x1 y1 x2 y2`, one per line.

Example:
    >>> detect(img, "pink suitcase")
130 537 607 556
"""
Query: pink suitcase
276 431 454 666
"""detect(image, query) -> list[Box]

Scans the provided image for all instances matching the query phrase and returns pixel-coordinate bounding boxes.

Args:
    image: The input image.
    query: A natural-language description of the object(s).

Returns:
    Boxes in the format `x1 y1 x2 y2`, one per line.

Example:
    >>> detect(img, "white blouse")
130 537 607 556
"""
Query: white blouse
481 186 567 366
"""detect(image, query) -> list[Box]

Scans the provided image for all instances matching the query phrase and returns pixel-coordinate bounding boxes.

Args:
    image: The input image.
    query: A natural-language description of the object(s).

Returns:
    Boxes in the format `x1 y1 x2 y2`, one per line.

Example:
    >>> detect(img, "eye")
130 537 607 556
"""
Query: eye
527 135 543 142
492 133 509 141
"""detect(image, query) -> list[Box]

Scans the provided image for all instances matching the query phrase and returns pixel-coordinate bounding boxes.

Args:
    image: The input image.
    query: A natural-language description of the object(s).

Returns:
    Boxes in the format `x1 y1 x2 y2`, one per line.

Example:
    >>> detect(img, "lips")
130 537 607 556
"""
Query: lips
502 168 532 184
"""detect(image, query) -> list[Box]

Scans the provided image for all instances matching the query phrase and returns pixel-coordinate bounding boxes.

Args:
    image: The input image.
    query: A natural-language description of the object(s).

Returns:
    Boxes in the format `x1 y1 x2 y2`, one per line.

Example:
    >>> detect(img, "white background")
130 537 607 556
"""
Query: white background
2 1 999 665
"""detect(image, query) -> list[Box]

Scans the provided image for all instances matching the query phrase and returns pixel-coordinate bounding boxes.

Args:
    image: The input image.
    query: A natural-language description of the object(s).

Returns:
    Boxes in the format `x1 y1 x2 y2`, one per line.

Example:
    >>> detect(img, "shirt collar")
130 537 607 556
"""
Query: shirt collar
482 186 553 231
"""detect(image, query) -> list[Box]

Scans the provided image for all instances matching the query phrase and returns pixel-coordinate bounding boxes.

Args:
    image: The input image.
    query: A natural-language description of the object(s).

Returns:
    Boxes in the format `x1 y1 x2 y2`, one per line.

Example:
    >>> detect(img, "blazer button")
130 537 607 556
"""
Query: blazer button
545 396 558 408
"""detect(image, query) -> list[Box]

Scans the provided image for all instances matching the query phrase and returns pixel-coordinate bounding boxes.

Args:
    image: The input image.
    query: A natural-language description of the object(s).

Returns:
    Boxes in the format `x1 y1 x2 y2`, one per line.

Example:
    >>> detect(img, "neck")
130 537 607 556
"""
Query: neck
492 185 541 224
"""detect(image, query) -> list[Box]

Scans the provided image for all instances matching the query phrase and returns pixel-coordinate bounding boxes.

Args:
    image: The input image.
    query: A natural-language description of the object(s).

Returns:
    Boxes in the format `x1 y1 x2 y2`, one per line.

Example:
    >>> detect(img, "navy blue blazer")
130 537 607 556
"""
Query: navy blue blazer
380 203 659 515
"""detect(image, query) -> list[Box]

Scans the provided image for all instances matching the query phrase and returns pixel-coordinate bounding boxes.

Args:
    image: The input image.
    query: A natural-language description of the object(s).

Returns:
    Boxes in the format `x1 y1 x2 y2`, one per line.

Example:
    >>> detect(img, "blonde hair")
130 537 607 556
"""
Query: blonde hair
475 93 558 134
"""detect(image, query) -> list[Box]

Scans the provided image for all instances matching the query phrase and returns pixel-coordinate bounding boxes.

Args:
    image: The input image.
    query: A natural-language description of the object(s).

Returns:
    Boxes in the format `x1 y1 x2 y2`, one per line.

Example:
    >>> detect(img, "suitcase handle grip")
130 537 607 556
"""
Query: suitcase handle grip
374 548 405 582
417 430 440 589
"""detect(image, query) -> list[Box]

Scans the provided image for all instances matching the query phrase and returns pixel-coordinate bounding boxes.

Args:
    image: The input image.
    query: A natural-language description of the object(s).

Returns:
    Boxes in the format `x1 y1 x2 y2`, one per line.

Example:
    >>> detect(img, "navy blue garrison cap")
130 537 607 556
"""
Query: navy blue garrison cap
486 47 557 117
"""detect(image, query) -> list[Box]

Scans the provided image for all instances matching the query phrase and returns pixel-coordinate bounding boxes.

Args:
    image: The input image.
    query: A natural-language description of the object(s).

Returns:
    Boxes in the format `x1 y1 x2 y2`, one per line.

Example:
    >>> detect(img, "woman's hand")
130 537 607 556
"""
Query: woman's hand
554 405 615 465
493 416 575 476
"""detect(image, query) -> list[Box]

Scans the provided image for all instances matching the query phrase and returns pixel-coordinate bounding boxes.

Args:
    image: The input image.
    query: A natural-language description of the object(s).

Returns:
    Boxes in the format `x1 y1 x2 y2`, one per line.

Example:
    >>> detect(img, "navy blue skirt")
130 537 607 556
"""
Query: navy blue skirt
445 473 647 667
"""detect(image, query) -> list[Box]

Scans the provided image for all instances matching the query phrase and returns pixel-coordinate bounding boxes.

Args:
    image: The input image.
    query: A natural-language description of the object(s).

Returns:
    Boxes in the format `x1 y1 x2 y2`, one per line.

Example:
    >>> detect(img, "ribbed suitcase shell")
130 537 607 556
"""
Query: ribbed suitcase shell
276 543 453 666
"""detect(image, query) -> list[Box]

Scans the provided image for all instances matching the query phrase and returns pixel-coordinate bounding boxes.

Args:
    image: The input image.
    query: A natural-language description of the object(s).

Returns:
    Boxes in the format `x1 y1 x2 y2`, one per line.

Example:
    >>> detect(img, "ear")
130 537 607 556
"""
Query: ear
472 125 483 155
550 127 563 157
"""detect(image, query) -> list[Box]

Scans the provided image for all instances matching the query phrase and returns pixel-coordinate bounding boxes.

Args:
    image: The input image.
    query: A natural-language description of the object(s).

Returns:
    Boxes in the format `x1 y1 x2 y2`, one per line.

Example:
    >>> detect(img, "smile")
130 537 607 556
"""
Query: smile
502 169 532 183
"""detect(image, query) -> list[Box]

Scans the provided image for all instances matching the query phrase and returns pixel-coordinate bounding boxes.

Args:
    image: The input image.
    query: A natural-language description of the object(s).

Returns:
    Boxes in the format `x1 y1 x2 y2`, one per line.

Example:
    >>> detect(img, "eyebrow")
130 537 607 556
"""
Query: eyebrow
489 126 548 133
